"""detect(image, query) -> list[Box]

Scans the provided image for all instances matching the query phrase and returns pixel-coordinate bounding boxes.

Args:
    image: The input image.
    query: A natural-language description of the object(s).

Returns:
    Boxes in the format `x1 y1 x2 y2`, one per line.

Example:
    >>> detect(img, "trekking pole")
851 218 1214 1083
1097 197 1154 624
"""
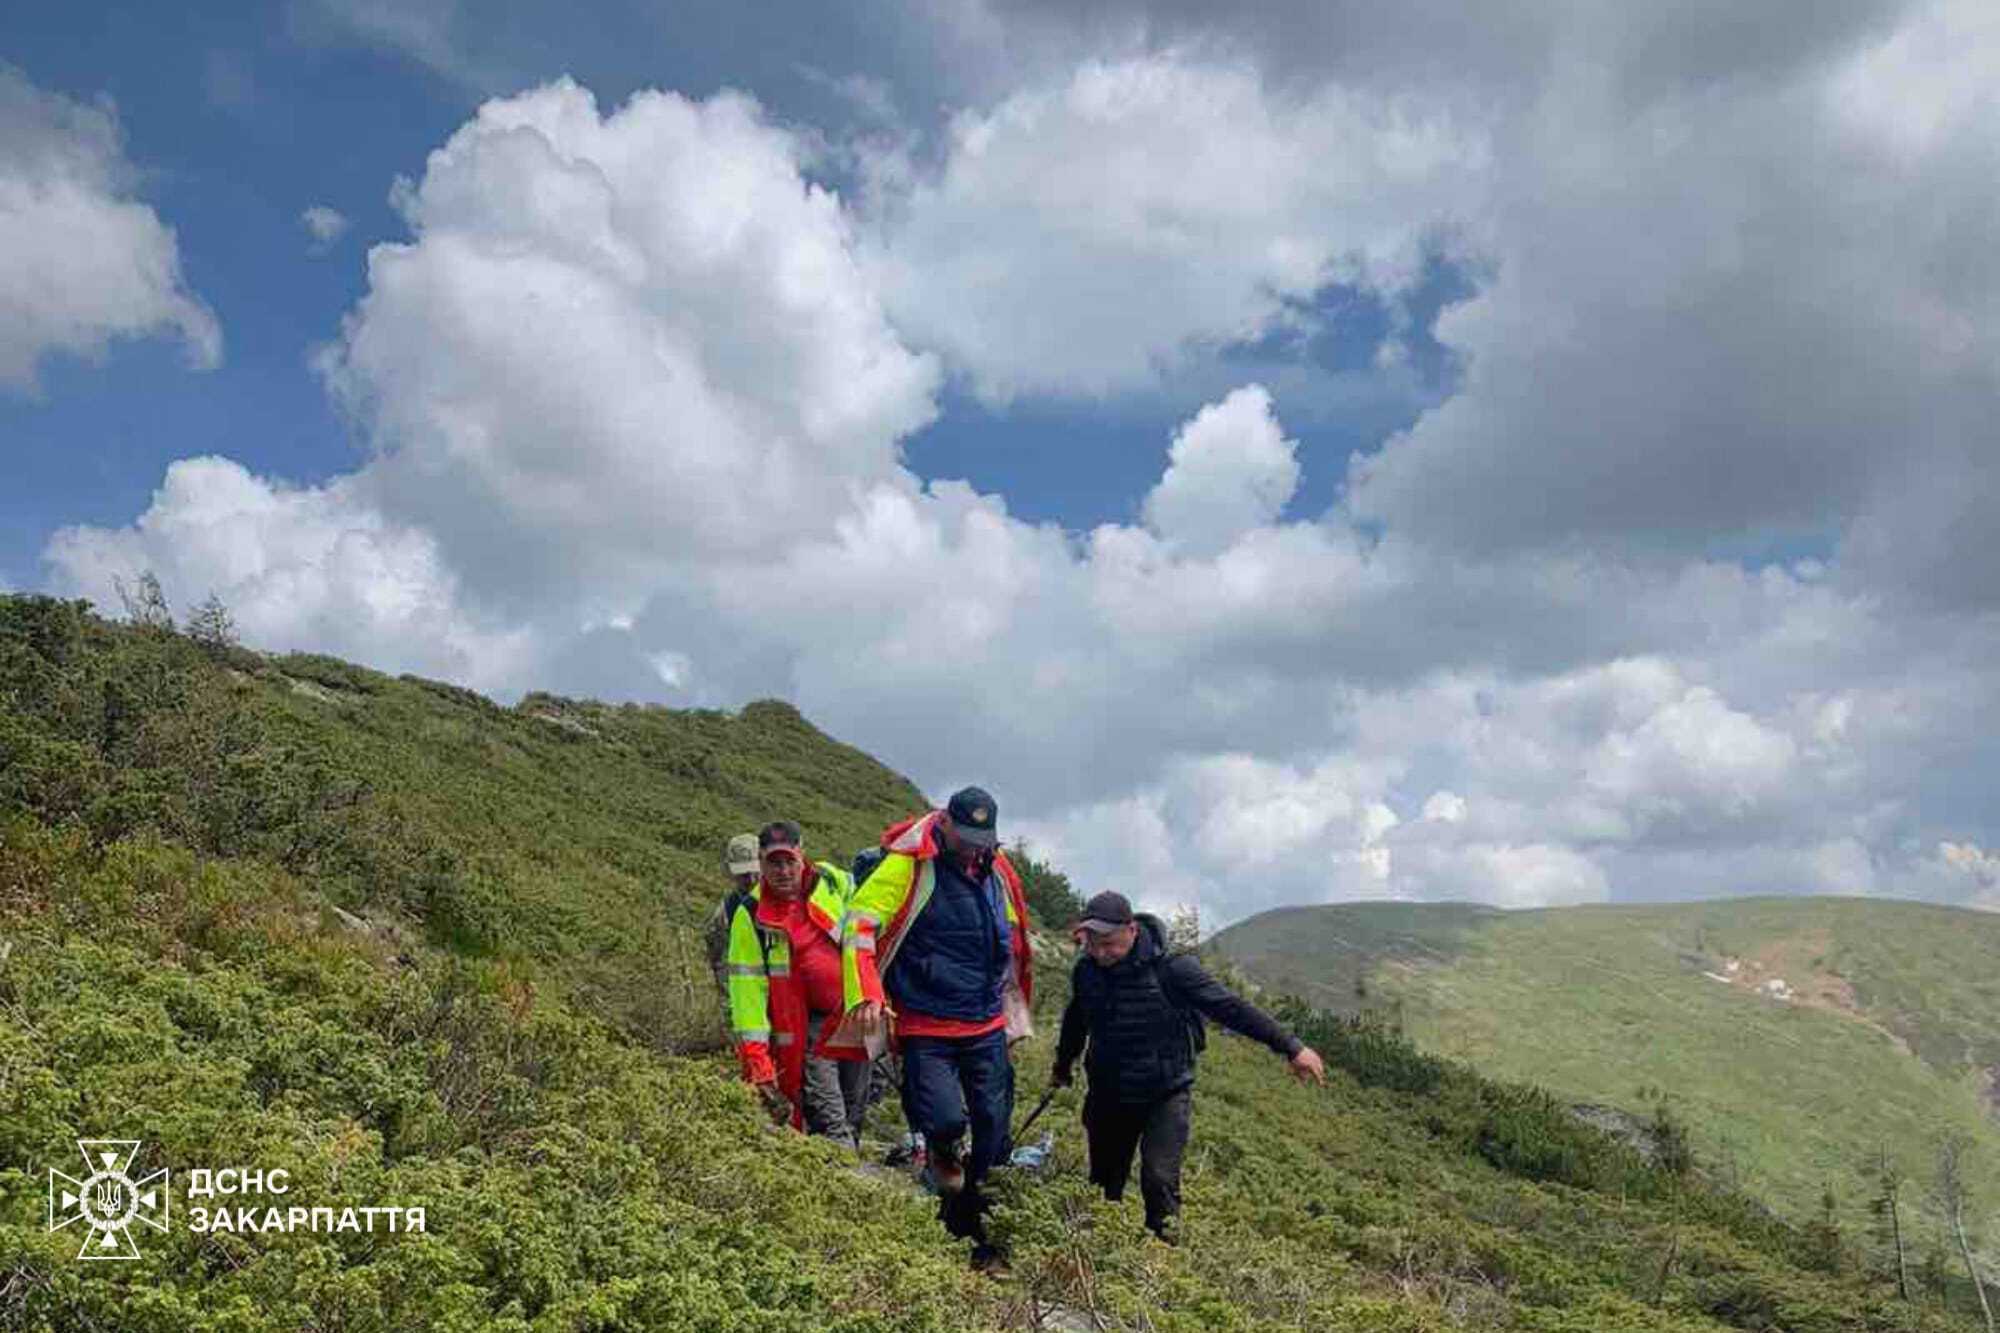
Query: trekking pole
1013 1085 1059 1139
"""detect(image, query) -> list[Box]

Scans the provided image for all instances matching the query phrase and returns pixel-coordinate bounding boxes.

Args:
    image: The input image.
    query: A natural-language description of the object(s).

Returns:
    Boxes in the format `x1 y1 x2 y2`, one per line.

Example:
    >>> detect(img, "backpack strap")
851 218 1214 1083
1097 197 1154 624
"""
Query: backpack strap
850 845 888 886
727 888 776 970
1154 952 1208 1055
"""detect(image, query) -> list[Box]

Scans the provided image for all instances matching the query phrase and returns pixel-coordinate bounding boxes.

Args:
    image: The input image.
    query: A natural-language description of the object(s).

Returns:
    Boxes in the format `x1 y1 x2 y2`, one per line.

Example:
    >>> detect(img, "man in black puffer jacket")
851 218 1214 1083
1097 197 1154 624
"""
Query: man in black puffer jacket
1052 891 1325 1239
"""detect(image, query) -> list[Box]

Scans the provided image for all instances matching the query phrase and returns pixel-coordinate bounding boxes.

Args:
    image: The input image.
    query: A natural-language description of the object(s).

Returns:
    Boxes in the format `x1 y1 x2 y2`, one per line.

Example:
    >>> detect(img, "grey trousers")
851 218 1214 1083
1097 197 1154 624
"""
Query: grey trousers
801 1011 870 1147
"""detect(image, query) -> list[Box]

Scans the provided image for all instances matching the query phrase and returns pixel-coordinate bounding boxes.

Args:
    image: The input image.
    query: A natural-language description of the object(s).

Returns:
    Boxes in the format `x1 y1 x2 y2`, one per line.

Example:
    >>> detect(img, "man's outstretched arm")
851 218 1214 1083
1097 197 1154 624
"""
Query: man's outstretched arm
1164 955 1326 1084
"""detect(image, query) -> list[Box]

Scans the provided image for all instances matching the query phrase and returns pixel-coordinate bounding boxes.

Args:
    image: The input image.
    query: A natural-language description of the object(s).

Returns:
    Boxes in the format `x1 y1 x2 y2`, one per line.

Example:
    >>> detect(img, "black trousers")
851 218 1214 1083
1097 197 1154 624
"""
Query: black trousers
1084 1088 1192 1235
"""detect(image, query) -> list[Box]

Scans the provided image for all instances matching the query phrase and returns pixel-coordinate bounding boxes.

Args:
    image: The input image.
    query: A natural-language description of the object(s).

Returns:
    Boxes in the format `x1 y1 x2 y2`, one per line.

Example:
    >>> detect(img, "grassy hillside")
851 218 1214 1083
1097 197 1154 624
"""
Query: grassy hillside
0 593 1984 1330
1214 899 2000 1266
1 591 928 1056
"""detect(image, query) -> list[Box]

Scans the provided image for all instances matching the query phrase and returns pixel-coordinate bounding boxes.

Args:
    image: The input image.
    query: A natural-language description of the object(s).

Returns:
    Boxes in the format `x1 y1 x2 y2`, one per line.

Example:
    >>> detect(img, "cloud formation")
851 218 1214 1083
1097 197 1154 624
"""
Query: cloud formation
301 204 350 253
864 55 1484 400
46 456 531 691
316 78 938 611
46 6 2000 928
0 66 220 395
1142 385 1300 557
1341 4 2000 566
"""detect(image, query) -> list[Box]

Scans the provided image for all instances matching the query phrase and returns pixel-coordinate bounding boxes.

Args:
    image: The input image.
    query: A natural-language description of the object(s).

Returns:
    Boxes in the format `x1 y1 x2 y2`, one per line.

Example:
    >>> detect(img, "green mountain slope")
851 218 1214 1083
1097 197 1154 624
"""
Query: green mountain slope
0 594 1983 1330
1214 899 2000 1262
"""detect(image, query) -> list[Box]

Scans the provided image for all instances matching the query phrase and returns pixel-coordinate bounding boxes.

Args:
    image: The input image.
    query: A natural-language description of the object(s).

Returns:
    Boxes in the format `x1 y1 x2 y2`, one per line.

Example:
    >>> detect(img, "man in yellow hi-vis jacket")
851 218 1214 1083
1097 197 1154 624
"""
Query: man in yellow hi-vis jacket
724 821 869 1144
829 787 1034 1253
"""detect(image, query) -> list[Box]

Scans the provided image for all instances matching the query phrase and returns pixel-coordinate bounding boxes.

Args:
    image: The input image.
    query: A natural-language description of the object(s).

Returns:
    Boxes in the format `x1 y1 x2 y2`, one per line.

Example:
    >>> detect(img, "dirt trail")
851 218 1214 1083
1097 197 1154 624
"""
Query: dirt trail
1700 930 1914 1057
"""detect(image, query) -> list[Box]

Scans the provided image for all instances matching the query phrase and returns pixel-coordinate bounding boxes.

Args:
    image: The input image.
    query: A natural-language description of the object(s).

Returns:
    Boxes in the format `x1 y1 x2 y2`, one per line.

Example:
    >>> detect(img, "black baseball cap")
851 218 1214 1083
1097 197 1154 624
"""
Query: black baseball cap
1076 891 1134 933
944 786 999 849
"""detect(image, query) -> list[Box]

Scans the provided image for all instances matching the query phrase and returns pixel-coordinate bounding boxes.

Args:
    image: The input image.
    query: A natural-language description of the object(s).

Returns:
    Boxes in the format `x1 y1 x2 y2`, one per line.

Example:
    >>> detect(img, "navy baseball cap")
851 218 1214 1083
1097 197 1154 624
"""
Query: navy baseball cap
944 786 999 849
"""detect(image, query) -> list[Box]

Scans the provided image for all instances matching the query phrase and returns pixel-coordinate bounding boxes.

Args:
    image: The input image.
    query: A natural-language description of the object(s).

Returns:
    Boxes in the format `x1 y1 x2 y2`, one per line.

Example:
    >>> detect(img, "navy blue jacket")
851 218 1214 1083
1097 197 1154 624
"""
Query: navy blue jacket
886 853 1013 1023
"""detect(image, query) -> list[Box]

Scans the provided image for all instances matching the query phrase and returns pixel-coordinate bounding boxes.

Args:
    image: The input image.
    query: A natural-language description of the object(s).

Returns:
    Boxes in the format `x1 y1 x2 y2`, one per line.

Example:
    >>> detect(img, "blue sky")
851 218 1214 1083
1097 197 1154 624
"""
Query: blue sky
3 2 434 581
7 0 2000 923
2 0 1470 584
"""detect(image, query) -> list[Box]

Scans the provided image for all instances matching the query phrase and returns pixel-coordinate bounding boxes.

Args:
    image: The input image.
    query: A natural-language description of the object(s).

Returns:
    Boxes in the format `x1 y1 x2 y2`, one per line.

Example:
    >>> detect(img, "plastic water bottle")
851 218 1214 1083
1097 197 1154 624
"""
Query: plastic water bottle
1007 1131 1054 1171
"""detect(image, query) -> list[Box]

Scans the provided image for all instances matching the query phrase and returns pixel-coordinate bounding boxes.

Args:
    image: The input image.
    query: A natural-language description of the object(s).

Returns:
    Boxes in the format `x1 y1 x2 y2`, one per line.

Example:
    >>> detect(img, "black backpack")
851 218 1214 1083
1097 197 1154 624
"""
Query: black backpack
707 886 774 980
850 846 887 887
1158 954 1208 1059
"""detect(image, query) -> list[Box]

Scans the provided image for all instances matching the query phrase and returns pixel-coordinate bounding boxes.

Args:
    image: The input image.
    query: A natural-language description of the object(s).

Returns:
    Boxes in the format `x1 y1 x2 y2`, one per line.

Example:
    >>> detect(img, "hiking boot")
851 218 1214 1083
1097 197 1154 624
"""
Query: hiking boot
970 1243 1009 1276
930 1142 965 1194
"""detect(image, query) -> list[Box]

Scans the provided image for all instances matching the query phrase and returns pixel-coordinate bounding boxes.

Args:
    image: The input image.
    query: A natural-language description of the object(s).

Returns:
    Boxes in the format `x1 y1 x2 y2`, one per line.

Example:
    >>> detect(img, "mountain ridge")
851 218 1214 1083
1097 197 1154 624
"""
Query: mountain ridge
1214 896 2000 1261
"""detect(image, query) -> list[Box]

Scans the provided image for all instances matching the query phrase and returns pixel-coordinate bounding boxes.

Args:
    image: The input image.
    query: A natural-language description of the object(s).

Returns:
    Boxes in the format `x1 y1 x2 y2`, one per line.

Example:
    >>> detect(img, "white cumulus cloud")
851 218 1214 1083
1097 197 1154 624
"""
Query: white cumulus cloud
46 27 2000 927
865 53 1485 399
1142 384 1300 557
318 78 939 610
301 204 350 252
45 456 532 691
0 66 220 395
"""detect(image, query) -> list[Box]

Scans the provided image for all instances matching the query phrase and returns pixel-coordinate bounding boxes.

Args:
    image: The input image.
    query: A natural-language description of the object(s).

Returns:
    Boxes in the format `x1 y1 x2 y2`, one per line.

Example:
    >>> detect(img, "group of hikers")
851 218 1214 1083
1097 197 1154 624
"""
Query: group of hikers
704 785 1325 1265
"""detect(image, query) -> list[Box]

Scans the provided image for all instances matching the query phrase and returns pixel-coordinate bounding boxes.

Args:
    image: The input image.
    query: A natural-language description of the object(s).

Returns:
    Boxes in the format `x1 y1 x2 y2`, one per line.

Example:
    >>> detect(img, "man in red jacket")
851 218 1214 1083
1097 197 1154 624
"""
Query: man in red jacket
723 821 869 1143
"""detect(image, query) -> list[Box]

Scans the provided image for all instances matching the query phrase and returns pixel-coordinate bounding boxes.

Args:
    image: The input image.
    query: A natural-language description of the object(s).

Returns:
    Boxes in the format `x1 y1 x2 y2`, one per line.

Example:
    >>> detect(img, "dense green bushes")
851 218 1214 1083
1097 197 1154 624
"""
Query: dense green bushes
1010 848 1083 931
0 595 1984 1330
0 818 998 1331
0 593 919 1047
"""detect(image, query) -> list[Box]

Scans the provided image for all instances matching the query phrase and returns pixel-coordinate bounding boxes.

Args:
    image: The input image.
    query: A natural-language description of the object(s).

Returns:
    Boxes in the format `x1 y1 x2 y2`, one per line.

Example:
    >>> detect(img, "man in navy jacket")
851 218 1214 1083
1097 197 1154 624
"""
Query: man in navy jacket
1053 891 1325 1239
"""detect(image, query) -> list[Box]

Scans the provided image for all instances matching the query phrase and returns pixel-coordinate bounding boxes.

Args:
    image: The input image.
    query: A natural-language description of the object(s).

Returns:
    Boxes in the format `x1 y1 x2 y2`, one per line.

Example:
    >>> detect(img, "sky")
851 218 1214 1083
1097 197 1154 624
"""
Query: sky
5 0 1999 927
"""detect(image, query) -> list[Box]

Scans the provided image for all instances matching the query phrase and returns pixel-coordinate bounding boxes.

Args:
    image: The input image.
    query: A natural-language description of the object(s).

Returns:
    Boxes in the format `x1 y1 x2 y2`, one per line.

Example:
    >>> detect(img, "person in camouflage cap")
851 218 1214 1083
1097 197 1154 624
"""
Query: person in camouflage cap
704 833 762 1037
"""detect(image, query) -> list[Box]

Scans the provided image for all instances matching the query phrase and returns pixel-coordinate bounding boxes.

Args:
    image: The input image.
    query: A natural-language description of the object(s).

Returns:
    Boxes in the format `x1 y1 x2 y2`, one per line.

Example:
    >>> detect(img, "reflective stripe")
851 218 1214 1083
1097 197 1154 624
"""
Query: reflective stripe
996 856 1025 927
765 964 792 978
845 910 881 947
877 859 933 977
725 963 764 977
840 848 921 1011
772 1032 797 1047
806 867 851 936
886 810 943 854
737 1028 771 1043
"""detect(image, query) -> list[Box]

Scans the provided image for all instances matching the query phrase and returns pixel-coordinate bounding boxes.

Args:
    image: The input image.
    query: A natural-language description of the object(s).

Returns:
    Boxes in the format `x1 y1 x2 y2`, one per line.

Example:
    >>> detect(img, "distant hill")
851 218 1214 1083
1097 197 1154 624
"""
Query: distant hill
1 592 1984 1330
1214 897 2000 1257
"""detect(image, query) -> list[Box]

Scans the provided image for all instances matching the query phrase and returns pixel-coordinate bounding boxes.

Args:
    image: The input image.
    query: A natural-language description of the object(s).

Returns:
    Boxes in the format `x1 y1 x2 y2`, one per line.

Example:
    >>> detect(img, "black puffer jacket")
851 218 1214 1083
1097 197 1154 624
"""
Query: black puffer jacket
1055 914 1304 1105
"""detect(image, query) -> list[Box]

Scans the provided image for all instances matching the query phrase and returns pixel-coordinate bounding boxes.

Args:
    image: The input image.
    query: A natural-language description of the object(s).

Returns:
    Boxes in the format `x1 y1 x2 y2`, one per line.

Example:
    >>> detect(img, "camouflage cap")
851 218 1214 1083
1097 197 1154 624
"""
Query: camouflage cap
723 833 760 876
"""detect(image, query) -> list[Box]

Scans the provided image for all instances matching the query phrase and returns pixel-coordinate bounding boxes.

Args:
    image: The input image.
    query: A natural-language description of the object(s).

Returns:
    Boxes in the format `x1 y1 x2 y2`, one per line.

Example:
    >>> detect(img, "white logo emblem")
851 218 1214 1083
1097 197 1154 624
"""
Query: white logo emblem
48 1140 170 1259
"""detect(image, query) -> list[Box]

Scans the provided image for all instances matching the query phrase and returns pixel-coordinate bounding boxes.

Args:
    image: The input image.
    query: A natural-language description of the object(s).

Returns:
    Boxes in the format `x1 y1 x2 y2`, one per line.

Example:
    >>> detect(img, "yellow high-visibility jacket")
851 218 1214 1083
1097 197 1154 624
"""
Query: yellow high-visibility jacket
724 861 856 1110
831 810 1034 1053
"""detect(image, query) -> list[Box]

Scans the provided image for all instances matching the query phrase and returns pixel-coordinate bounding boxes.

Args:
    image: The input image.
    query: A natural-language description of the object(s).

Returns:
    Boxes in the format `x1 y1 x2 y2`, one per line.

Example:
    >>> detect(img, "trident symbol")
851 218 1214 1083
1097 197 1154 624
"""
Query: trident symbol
48 1140 170 1260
